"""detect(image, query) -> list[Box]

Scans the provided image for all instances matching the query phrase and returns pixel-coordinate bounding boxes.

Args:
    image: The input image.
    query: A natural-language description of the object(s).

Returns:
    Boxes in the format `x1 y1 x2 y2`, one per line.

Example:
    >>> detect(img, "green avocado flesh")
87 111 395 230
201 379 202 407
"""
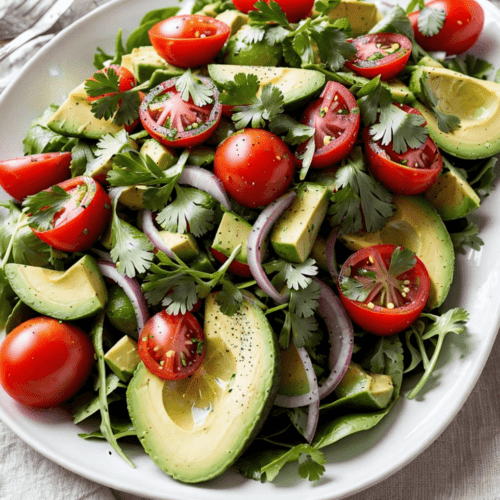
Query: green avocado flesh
339 195 454 310
127 292 280 483
5 255 107 321
409 66 500 159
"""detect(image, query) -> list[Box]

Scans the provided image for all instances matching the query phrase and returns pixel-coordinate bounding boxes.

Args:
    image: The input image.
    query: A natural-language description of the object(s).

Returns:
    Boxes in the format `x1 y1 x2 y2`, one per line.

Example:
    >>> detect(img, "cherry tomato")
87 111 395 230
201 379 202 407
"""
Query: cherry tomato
138 310 205 380
85 64 136 102
362 104 442 195
139 76 222 148
338 244 431 336
0 317 94 408
30 176 112 252
214 129 295 208
296 82 360 169
149 15 230 68
344 33 412 80
210 247 253 278
0 152 71 201
409 0 484 55
231 0 314 23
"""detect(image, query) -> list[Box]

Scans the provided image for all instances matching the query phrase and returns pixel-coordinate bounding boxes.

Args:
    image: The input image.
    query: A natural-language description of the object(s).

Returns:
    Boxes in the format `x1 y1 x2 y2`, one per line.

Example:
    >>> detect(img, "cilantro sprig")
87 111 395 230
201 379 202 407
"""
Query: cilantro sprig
23 185 73 231
405 0 446 37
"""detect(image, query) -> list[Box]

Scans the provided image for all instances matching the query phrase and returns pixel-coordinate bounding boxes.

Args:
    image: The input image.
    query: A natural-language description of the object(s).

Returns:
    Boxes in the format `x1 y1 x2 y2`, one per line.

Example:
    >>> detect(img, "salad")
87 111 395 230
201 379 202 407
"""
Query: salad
0 0 498 488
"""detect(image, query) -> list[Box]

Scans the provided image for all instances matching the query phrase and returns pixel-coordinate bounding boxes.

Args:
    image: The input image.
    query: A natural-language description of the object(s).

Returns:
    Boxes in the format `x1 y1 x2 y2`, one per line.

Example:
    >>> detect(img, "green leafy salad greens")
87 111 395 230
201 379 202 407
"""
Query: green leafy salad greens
1 0 498 487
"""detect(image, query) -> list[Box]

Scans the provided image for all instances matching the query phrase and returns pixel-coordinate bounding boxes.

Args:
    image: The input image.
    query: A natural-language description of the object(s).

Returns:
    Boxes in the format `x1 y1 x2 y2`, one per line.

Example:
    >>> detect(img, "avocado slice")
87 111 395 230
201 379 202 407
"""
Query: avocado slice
215 9 248 35
278 343 310 397
212 211 253 264
339 195 454 310
208 64 325 110
5 255 108 321
127 292 280 483
158 230 199 261
409 66 500 159
326 0 383 36
129 46 183 83
271 183 330 263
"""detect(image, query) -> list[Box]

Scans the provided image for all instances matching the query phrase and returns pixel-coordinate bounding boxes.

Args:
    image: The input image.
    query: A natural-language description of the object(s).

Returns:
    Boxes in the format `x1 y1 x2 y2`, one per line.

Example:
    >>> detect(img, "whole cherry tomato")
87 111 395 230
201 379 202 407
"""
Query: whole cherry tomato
408 0 484 55
0 152 71 201
149 15 230 68
214 129 295 208
231 0 314 23
296 81 360 169
138 310 205 380
0 317 94 408
29 176 112 252
345 33 412 80
338 244 431 336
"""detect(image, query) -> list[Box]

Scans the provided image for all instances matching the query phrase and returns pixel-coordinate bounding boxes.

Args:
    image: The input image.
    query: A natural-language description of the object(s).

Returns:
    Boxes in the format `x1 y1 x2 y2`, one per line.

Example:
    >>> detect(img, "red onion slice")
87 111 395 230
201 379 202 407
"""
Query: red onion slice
275 347 319 408
313 277 354 399
325 227 340 282
141 209 176 260
304 399 320 444
179 165 231 210
247 191 297 304
98 260 150 332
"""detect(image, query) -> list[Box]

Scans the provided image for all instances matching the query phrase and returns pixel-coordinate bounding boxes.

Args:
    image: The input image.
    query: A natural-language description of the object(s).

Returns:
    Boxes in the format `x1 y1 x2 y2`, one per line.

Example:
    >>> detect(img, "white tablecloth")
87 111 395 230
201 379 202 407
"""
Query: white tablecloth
1 1 500 499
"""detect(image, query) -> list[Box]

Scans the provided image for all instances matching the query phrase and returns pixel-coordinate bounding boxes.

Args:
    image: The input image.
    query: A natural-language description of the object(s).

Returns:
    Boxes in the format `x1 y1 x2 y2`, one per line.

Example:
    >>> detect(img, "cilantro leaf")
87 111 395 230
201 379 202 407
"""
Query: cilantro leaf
449 219 484 253
218 72 261 107
249 0 290 28
418 7 446 37
314 0 342 16
291 280 320 318
356 76 392 127
312 25 357 71
175 69 214 107
443 54 494 80
23 185 72 231
85 67 121 97
388 246 416 277
435 109 462 134
283 259 318 291
217 281 243 317
298 451 326 481
161 274 200 315
268 114 315 146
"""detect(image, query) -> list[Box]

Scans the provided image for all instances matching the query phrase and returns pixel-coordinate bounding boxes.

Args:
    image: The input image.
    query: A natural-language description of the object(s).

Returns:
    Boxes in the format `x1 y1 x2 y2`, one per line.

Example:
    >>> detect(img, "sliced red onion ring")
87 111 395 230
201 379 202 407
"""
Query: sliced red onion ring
304 399 320 444
275 346 320 408
98 260 150 332
141 209 176 260
313 277 354 399
179 165 231 210
92 248 113 262
325 227 340 282
247 191 297 304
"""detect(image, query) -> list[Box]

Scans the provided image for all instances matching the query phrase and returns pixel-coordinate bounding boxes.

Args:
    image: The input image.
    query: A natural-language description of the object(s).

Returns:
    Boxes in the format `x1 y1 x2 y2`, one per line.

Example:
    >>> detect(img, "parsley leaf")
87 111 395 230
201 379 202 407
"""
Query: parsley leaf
23 185 72 231
418 7 446 37
175 69 214 107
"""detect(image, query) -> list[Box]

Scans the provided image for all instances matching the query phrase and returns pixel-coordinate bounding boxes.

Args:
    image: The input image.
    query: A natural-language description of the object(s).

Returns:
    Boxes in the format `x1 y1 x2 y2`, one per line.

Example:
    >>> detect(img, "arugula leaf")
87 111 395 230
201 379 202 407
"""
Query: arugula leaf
23 185 72 231
175 69 214 107
417 7 446 37
443 53 495 80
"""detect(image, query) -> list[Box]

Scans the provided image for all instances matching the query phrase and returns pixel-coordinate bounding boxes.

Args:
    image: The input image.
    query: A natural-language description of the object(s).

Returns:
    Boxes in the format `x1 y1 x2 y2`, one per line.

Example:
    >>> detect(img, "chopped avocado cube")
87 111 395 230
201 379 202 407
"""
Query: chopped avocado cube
47 82 123 140
140 138 177 170
387 78 416 105
311 235 329 272
326 0 383 36
127 292 280 483
212 212 253 264
339 195 455 310
105 335 141 382
86 137 139 180
208 64 325 110
118 185 148 210
129 46 183 83
215 9 248 35
271 183 330 263
5 255 107 321
158 231 199 262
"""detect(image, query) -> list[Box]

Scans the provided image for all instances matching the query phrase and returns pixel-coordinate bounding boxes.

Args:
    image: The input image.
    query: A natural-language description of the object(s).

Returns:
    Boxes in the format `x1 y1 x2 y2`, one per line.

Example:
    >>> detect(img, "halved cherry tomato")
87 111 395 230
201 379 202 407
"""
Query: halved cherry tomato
139 76 222 148
210 247 253 278
0 317 94 408
30 176 112 252
149 15 230 68
231 0 314 23
362 104 442 195
296 82 360 169
338 244 430 336
409 0 484 55
214 128 295 208
344 33 412 80
0 152 72 201
138 310 205 380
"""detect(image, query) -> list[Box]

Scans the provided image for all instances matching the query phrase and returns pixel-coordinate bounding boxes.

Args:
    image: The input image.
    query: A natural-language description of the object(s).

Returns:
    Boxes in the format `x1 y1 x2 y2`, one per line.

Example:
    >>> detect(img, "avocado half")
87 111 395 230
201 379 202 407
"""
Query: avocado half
127 292 280 483
339 195 454 310
409 66 500 160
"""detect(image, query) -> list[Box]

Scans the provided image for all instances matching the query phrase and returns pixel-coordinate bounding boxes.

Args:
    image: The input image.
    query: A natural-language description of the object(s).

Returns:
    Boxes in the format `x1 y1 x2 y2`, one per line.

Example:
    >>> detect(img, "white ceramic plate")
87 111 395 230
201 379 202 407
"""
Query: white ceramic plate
1 1 500 499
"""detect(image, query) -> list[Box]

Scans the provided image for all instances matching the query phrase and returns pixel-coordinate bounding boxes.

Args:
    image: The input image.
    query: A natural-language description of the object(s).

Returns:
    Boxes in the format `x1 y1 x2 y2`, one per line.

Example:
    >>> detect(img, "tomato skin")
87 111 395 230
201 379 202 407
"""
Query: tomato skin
345 33 412 80
338 245 430 336
296 82 360 169
408 0 484 55
0 317 94 408
31 176 112 252
0 152 72 201
138 310 205 380
214 129 295 208
86 64 136 102
149 15 230 68
231 0 314 23
210 247 253 278
139 76 222 148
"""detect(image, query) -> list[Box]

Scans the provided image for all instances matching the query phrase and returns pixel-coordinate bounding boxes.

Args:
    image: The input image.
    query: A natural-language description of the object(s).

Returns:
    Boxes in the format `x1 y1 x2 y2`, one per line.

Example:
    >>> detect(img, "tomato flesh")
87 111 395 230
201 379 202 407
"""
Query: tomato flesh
214 128 295 208
138 310 205 380
409 0 484 55
0 317 94 408
345 33 412 80
0 152 72 201
338 244 430 336
31 176 112 252
149 15 230 68
297 81 360 169
231 0 314 23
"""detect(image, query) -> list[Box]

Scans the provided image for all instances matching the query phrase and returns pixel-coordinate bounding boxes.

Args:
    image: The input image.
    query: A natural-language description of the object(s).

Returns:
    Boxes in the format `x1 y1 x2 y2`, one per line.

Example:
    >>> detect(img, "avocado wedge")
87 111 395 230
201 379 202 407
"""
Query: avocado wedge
127 292 280 483
409 66 500 159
